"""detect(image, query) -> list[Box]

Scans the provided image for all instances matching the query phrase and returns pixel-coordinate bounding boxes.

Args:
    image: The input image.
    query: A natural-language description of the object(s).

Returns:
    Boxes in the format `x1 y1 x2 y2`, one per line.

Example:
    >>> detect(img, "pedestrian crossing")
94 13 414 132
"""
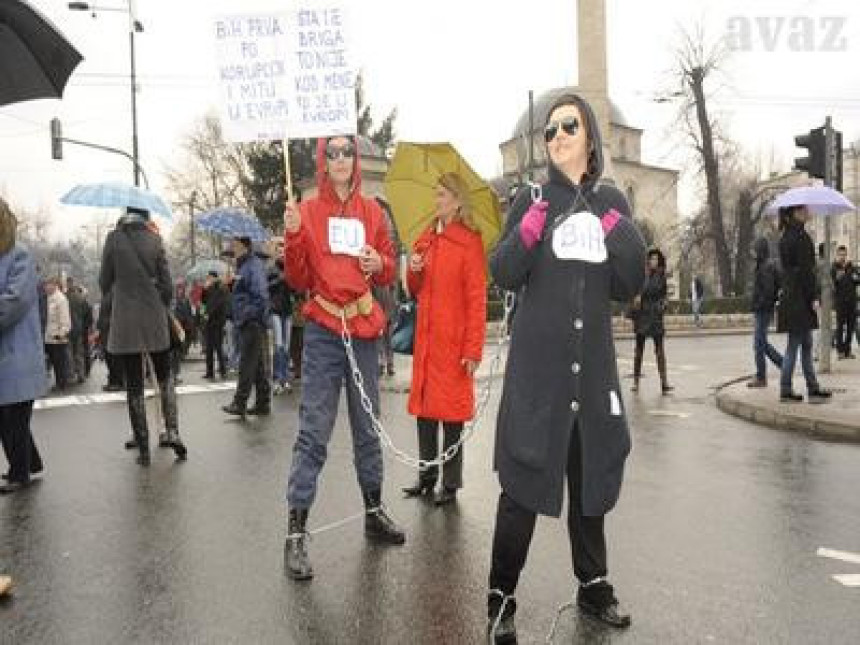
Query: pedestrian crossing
34 381 236 411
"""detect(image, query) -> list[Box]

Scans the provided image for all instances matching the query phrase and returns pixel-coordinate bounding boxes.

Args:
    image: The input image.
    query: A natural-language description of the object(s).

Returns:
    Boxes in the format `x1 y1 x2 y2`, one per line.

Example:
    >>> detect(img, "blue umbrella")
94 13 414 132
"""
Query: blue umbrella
60 181 172 218
765 185 855 217
196 208 269 242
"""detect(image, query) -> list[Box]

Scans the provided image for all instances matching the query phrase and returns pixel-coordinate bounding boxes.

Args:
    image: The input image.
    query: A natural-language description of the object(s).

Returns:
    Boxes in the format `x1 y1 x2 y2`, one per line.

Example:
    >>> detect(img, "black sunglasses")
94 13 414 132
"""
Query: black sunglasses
325 143 355 160
544 117 580 143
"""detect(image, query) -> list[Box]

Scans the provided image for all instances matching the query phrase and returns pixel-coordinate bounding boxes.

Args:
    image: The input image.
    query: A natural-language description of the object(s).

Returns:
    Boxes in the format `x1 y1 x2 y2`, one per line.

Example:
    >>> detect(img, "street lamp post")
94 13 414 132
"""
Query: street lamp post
68 1 143 187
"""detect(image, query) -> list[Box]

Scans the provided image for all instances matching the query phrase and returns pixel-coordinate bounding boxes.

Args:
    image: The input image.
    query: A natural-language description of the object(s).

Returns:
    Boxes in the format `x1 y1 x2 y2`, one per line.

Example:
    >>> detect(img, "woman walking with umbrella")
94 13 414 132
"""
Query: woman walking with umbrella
100 207 187 464
485 93 646 641
402 171 487 506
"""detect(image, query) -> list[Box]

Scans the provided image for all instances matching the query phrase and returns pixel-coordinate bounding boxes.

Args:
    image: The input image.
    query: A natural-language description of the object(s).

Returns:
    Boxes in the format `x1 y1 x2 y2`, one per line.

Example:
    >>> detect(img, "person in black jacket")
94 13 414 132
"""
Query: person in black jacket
831 245 859 359
267 252 293 394
630 248 673 394
776 206 831 403
202 271 229 380
747 238 783 387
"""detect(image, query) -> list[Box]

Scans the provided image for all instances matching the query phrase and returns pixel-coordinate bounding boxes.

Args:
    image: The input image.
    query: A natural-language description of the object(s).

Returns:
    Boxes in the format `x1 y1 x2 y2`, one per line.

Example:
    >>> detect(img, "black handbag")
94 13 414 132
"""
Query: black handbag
391 300 417 355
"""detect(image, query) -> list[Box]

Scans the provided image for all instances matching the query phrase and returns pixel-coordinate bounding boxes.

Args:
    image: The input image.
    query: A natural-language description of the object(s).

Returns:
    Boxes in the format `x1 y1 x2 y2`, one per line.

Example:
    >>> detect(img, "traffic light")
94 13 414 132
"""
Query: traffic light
50 118 63 160
793 126 826 178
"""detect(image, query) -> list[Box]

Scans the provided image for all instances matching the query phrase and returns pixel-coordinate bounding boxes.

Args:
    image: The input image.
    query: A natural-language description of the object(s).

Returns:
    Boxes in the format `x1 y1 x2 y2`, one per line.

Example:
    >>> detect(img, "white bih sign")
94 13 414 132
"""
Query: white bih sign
551 211 607 263
328 217 365 256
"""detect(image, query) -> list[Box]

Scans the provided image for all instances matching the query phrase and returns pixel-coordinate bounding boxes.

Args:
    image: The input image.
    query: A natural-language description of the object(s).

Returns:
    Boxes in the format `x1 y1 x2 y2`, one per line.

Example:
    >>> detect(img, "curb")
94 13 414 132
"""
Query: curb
715 388 860 444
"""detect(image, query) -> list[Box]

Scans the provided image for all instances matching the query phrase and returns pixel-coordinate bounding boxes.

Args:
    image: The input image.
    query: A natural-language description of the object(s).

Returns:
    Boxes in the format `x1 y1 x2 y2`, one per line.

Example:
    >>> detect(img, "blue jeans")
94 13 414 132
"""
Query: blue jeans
286 322 383 509
780 330 819 395
227 321 241 370
271 313 292 385
753 310 783 380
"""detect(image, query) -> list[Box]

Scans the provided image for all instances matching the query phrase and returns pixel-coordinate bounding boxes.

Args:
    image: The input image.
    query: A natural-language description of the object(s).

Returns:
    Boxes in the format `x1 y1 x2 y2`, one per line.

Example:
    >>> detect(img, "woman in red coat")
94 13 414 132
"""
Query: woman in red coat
403 172 487 506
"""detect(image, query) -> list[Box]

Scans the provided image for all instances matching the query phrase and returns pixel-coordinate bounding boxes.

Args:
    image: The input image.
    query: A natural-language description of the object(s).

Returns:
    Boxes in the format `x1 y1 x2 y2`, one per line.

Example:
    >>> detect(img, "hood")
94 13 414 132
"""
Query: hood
315 136 362 206
754 237 770 261
545 93 604 193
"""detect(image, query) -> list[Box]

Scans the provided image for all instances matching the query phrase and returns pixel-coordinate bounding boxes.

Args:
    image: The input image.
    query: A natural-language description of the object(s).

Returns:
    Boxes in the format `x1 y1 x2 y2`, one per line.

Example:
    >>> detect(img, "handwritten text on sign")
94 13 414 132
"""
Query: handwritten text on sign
286 7 357 138
214 14 291 142
551 211 607 263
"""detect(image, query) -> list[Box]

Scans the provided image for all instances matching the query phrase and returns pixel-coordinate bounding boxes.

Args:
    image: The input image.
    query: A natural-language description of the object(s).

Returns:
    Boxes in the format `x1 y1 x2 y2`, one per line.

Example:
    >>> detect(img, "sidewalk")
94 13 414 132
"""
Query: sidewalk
716 352 860 442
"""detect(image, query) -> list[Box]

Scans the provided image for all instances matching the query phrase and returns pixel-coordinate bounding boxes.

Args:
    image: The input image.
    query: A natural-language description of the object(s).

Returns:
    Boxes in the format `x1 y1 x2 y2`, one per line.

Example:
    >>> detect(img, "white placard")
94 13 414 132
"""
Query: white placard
214 14 292 143
552 211 607 263
284 5 357 138
328 217 365 256
213 5 356 143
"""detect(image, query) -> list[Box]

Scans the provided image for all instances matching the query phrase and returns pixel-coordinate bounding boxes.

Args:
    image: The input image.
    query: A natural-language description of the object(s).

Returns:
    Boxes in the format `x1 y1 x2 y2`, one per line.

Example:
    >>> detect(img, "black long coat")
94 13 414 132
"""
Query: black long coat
777 221 819 334
491 172 646 517
632 271 667 337
99 215 172 354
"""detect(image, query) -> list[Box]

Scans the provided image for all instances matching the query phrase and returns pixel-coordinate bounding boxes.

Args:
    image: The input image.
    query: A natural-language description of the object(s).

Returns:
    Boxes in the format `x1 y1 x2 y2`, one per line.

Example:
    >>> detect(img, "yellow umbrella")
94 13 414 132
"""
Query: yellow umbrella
384 142 502 254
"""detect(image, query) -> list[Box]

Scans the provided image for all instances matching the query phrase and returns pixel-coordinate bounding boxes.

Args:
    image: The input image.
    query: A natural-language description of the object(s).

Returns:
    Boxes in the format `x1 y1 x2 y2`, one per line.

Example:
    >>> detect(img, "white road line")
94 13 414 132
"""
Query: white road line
832 574 860 587
817 547 860 566
647 410 691 419
34 382 236 411
616 358 700 372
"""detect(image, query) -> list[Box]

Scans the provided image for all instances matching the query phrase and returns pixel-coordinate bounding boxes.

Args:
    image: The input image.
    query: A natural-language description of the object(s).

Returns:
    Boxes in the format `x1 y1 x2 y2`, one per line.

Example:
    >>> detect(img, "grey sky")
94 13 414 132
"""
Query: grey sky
1 0 858 237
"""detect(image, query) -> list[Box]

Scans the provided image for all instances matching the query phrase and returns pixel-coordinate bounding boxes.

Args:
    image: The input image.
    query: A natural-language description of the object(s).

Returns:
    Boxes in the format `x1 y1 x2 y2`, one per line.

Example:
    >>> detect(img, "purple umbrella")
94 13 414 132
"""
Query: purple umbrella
765 185 856 216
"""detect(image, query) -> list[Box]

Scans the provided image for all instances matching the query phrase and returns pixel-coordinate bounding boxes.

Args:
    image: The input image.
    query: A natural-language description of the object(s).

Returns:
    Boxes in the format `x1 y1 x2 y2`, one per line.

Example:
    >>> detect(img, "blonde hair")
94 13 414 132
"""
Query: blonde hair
438 172 477 232
0 197 17 255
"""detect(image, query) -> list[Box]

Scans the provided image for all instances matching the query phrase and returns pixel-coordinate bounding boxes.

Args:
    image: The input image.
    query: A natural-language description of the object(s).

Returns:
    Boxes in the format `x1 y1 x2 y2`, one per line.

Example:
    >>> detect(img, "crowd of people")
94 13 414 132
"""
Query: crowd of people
3 89 859 641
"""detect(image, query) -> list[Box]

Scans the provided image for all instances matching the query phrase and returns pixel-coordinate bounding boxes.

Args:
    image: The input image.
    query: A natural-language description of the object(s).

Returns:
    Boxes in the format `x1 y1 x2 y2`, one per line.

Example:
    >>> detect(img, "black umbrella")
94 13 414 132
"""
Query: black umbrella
0 0 83 107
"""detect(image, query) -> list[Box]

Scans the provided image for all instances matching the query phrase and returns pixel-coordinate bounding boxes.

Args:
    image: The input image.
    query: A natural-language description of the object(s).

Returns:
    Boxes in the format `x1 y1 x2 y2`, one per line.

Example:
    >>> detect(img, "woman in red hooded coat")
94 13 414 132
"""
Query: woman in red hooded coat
403 171 487 506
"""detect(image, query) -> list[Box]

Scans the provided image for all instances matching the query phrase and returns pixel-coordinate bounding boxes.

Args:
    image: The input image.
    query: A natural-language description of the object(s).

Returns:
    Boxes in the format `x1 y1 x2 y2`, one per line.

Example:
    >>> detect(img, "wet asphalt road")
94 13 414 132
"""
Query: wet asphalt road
2 335 860 644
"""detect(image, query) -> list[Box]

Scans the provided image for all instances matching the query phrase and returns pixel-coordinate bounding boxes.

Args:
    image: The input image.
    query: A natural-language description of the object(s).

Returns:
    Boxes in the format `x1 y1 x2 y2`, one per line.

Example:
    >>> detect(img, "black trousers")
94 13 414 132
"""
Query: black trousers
234 322 270 407
45 343 70 389
489 424 607 602
0 401 42 484
416 418 464 489
835 303 857 356
121 351 171 396
105 350 124 387
205 324 226 377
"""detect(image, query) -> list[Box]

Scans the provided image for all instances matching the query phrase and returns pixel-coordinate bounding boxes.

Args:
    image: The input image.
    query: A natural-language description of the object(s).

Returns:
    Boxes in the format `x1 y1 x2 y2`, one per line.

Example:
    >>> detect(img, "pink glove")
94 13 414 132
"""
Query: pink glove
519 201 549 250
601 208 621 236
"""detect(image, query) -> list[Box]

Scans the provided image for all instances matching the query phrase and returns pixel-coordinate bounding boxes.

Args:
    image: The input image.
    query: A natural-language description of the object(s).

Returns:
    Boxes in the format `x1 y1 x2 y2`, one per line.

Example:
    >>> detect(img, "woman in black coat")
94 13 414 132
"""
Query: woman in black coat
776 206 831 403
486 93 646 642
630 248 673 393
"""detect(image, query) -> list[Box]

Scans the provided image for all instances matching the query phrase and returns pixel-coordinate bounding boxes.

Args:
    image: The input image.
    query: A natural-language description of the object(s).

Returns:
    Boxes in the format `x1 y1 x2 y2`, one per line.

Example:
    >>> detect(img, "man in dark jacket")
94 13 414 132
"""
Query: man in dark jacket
831 245 859 359
748 238 783 387
222 237 270 417
202 271 229 380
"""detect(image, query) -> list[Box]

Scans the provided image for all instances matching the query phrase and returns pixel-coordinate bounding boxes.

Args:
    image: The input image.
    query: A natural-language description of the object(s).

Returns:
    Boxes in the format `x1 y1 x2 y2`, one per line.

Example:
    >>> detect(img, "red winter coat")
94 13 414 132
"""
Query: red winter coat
407 221 487 422
284 139 396 340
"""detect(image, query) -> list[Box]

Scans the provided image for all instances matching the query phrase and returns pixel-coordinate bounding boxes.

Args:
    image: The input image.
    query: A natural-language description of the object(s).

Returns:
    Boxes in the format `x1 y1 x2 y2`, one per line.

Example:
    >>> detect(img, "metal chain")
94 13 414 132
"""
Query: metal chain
339 290 515 471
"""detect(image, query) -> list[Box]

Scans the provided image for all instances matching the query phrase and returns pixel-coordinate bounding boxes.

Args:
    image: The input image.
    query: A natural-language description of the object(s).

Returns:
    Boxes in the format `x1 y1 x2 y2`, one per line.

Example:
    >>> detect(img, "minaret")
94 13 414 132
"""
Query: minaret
577 0 614 180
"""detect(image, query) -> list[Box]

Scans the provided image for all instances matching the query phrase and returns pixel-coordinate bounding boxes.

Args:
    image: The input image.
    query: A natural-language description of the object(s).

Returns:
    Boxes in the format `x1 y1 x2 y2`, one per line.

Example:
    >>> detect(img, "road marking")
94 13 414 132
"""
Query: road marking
616 357 700 372
817 547 860 566
647 410 691 419
34 382 236 411
832 574 860 587
817 548 860 587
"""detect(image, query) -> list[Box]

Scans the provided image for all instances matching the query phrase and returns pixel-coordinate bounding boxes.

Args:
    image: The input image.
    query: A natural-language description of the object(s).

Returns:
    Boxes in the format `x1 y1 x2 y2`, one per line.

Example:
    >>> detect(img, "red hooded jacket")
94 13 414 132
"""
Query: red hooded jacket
283 138 396 340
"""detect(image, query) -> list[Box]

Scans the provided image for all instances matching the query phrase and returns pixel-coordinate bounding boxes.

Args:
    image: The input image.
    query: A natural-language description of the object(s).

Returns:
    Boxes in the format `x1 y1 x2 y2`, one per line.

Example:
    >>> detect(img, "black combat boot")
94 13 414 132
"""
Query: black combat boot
285 508 313 581
487 590 517 644
127 394 150 466
362 489 406 545
159 376 187 460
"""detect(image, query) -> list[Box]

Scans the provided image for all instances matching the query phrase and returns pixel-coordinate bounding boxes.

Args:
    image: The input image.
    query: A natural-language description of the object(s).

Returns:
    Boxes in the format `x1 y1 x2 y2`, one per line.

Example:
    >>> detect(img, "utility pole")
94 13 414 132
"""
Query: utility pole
820 116 834 373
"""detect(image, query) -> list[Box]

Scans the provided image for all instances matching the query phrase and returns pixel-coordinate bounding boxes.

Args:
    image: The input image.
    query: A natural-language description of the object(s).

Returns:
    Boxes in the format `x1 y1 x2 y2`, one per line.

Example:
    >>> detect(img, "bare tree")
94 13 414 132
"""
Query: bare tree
673 23 733 295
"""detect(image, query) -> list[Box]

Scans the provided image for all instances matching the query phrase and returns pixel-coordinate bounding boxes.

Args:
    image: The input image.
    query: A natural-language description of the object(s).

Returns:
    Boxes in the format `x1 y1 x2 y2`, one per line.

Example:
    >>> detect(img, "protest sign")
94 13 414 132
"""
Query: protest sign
214 13 291 143
284 5 357 139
